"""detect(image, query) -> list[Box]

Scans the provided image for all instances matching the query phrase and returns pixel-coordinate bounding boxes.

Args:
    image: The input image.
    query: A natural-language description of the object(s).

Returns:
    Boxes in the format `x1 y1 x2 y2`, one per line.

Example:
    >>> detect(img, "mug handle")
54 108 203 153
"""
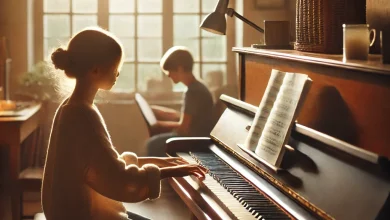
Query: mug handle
370 29 376 47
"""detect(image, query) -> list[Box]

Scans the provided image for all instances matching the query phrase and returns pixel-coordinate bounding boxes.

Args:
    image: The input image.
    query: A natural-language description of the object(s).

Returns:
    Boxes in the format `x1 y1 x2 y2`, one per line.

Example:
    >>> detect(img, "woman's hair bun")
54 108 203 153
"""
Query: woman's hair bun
51 48 70 71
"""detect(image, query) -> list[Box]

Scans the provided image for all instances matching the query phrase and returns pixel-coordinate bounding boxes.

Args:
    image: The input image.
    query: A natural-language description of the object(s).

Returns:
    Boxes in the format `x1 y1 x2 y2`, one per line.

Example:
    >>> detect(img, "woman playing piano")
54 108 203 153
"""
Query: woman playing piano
41 27 207 220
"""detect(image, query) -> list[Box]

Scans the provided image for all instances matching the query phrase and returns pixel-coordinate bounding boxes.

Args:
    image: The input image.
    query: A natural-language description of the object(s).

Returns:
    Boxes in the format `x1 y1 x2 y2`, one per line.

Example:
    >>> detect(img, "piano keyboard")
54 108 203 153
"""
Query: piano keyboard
177 151 292 220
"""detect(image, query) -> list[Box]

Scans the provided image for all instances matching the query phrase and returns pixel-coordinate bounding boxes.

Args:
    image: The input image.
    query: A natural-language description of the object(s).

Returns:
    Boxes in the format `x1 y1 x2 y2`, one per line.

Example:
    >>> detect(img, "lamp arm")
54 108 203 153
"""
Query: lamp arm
226 8 264 33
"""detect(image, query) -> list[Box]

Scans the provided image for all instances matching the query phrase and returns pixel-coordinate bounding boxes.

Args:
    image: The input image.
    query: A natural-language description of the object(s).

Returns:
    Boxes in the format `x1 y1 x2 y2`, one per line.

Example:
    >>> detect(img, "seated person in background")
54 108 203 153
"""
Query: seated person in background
147 46 214 157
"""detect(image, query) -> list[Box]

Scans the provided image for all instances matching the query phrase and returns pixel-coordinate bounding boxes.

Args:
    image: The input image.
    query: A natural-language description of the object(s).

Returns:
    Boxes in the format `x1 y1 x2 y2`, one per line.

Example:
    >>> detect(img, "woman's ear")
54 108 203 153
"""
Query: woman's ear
92 66 100 75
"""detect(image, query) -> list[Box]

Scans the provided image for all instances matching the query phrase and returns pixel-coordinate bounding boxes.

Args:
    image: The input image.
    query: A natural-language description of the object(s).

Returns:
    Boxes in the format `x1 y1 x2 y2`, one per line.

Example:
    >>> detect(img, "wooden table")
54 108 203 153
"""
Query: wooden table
0 103 42 220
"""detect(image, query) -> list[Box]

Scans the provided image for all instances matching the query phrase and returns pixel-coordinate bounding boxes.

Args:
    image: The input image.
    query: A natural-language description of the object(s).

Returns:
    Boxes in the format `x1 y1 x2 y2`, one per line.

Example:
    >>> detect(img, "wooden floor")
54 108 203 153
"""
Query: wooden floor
0 180 191 220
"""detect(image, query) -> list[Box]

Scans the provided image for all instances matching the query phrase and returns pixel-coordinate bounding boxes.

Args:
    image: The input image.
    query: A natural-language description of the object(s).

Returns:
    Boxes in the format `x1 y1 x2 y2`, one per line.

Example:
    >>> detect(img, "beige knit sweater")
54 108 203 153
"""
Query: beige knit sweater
42 100 161 220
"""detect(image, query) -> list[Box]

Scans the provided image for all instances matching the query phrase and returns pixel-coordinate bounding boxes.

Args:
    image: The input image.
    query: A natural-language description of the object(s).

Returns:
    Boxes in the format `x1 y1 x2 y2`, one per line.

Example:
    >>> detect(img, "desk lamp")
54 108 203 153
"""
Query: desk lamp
200 0 264 35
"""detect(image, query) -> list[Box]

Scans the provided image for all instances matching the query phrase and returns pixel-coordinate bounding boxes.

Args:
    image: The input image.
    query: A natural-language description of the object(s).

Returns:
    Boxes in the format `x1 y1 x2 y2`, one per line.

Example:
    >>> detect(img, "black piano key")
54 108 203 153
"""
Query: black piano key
238 195 269 202
229 187 259 192
235 191 267 196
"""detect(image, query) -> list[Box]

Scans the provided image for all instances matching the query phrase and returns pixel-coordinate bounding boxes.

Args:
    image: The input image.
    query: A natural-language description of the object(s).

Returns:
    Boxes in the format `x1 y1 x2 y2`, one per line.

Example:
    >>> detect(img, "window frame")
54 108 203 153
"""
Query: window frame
33 0 236 96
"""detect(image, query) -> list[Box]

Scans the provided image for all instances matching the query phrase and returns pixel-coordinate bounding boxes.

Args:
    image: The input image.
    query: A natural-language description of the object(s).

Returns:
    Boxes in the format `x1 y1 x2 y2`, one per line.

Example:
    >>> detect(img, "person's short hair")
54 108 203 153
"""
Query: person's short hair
160 46 193 74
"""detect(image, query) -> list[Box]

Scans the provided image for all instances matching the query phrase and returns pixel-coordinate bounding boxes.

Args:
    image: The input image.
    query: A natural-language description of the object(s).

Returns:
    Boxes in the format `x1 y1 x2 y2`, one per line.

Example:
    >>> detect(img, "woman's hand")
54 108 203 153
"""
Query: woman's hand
139 157 188 168
160 164 208 181
157 157 189 167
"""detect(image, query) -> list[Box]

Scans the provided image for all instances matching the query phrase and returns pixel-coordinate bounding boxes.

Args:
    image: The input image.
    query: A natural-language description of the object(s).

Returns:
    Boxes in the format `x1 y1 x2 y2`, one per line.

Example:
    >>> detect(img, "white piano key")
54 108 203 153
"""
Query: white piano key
177 152 257 220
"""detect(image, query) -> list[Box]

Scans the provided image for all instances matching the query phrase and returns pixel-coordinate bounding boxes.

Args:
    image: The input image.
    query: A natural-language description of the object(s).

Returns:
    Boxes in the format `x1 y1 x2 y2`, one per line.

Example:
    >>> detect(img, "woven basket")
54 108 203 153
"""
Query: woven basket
295 0 366 54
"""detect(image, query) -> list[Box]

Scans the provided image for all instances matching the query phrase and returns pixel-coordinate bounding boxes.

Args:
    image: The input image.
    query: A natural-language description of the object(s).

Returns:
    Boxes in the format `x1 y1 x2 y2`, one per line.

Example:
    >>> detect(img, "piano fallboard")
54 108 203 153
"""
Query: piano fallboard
166 96 390 220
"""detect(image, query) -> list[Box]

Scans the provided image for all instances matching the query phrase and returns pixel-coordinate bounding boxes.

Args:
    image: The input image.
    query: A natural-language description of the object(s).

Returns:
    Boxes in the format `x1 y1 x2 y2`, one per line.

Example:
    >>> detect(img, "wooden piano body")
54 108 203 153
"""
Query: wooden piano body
166 48 390 220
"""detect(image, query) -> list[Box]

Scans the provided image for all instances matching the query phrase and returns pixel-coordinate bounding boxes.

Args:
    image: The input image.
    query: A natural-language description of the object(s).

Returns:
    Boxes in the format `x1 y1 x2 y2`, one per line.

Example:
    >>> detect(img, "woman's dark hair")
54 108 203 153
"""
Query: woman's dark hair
51 27 123 78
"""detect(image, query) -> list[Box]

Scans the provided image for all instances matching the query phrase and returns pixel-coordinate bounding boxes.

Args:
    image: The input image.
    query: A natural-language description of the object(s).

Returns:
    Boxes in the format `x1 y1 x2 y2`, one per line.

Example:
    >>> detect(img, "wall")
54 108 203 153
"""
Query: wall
0 0 5 38
367 0 390 53
241 0 295 47
0 0 28 100
367 0 390 29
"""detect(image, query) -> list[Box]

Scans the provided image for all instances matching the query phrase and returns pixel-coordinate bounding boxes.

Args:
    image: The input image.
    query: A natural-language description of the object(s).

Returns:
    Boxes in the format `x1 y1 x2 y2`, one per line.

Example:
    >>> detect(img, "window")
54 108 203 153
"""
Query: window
39 0 230 94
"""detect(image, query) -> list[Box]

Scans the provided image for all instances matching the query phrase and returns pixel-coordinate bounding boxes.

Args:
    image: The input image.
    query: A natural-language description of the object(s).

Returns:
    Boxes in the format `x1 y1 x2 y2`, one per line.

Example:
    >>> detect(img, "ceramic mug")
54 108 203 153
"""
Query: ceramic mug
343 24 376 61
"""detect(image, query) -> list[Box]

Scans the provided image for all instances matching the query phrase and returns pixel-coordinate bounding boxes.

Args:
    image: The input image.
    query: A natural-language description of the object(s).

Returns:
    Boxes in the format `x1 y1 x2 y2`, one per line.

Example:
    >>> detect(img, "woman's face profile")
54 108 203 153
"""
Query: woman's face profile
97 58 122 90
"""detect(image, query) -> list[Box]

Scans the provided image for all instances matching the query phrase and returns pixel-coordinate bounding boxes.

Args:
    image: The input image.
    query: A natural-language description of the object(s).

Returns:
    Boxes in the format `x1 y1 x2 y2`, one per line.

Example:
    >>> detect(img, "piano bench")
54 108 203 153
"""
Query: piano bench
34 213 45 220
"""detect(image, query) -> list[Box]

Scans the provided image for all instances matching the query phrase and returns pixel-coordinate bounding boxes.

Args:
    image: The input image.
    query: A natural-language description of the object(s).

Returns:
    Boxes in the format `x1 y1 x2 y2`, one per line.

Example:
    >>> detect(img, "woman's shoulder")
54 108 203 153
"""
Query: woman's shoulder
59 102 100 122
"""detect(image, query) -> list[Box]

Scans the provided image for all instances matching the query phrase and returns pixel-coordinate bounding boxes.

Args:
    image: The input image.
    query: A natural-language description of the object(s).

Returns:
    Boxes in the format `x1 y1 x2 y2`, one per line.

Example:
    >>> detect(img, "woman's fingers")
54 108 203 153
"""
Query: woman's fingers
194 173 205 181
167 157 188 164
190 165 207 181
175 157 189 164
198 165 208 173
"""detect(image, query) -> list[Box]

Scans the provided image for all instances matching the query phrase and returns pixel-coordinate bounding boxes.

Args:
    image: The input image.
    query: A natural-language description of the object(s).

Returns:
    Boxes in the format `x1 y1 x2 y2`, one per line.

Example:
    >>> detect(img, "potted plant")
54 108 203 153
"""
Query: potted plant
17 61 61 102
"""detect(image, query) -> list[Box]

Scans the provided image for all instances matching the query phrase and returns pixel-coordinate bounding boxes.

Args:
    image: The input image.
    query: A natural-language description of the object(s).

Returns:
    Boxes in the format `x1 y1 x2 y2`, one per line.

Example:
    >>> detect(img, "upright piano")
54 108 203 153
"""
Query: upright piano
166 48 390 220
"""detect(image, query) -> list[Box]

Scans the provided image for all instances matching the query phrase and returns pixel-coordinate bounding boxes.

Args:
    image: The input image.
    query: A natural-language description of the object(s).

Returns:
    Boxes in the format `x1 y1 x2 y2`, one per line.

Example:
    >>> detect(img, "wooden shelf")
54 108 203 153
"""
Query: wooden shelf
232 47 390 76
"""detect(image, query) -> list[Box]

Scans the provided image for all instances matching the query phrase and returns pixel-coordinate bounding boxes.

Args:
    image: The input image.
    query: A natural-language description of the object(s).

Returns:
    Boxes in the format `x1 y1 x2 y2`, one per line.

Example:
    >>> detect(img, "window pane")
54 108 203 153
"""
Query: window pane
109 15 135 37
138 15 162 37
44 15 70 37
202 0 219 13
112 63 135 92
120 38 135 61
137 64 162 92
202 63 227 85
44 0 69 12
174 15 200 38
201 27 218 37
72 15 97 34
138 0 162 13
109 0 135 13
44 37 69 60
173 0 199 13
72 0 97 13
193 63 200 79
173 82 186 92
173 38 199 62
201 37 226 61
203 69 224 89
137 39 162 61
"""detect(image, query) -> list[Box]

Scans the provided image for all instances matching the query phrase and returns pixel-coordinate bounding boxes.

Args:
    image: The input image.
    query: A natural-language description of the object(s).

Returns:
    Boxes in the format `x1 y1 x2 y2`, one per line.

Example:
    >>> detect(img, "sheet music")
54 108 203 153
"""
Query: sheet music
244 70 286 151
255 72 308 165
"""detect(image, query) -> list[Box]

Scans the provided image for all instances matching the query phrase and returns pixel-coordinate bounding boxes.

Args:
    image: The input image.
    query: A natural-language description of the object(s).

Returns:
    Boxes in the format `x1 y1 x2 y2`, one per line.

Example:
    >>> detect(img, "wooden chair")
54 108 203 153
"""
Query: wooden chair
13 127 44 220
134 93 158 136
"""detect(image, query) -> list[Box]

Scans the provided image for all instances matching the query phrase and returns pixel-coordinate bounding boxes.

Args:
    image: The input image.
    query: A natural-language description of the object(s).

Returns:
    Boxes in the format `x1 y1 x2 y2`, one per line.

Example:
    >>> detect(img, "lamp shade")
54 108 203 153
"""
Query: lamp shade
200 0 229 35
200 12 226 35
